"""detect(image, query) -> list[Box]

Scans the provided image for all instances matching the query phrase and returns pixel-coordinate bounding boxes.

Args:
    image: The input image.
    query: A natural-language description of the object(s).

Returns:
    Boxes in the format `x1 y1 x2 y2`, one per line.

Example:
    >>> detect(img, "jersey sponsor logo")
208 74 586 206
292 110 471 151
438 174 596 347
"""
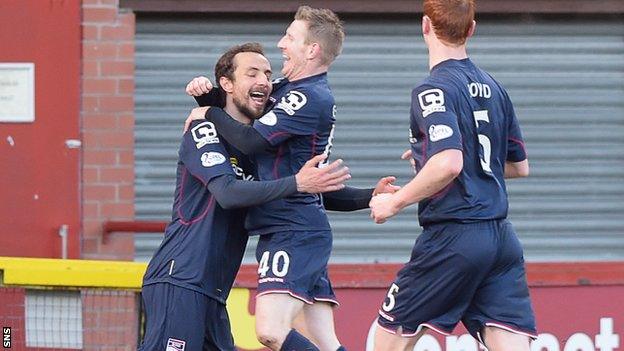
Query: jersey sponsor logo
201 152 226 167
417 88 446 117
166 338 186 351
428 124 453 142
258 111 278 126
276 90 307 115
230 157 255 181
258 277 285 284
409 128 417 144
271 77 285 85
191 121 219 149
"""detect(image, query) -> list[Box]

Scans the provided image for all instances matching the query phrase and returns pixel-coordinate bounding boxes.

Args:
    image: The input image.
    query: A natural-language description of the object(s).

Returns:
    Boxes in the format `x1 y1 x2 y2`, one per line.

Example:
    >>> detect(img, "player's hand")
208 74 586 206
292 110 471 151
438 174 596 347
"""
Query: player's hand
186 76 213 96
369 193 400 224
295 154 351 193
184 106 210 132
373 176 401 196
401 149 416 174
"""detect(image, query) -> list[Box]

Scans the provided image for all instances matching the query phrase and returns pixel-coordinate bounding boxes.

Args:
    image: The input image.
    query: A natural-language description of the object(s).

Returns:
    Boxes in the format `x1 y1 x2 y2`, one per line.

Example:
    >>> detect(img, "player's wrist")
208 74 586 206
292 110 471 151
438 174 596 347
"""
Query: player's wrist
392 193 408 213
294 174 304 192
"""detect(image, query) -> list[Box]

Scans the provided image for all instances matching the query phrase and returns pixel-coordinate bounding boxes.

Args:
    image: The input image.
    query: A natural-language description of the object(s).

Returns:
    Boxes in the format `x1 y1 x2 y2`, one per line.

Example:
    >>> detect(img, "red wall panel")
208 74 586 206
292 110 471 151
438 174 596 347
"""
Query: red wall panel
0 0 81 258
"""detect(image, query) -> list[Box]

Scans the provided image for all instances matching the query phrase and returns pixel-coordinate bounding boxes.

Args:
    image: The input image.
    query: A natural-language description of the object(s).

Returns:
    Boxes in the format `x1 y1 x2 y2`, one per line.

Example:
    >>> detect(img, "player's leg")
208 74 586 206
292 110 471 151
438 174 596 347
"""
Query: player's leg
373 324 426 351
299 264 344 351
292 310 310 338
138 283 206 351
374 222 496 351
203 298 236 351
299 301 341 351
254 231 331 350
482 327 530 351
462 220 537 350
255 292 308 350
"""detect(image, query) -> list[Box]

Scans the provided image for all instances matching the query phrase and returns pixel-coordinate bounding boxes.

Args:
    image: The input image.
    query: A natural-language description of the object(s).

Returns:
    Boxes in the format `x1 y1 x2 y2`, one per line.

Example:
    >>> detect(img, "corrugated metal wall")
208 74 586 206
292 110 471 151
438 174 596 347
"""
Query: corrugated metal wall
134 15 624 263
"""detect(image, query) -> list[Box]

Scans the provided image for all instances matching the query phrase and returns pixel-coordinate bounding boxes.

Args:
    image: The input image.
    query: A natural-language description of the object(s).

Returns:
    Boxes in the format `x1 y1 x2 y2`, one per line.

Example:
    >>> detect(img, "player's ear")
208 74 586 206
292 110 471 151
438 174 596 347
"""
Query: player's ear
308 42 320 61
422 16 431 36
467 20 476 39
219 76 234 93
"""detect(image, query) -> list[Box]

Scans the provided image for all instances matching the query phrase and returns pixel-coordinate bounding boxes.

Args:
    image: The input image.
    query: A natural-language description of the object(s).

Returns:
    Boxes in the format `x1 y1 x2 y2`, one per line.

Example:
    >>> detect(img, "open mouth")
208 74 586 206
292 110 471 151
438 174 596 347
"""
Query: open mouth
249 91 267 106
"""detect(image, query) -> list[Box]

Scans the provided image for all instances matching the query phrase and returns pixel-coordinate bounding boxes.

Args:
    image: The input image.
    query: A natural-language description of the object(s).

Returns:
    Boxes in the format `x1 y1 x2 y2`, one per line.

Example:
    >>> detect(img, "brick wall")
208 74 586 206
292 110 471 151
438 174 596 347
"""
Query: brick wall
0 287 140 350
81 0 136 260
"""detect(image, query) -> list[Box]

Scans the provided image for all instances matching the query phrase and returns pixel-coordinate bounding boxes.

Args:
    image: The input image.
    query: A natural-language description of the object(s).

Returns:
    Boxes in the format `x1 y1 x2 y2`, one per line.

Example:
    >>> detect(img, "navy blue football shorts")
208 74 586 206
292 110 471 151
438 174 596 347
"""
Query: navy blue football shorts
377 219 537 343
255 230 338 305
138 283 235 351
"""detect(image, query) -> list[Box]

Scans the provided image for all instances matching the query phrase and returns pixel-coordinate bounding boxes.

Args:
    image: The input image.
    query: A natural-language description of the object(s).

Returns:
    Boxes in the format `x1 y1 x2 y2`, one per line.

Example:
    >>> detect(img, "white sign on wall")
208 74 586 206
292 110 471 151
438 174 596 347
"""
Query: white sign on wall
0 63 35 123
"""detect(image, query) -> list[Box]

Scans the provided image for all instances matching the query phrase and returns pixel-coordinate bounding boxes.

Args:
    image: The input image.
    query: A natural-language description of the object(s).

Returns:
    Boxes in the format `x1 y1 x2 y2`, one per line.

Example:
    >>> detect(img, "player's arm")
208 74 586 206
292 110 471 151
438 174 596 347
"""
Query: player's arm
503 89 529 179
183 88 320 155
505 159 529 178
323 186 373 211
186 76 226 107
182 123 349 209
186 75 282 109
370 84 463 223
370 150 462 222
208 155 349 209
323 176 400 211
183 106 270 155
206 107 271 155
194 88 226 108
208 174 296 209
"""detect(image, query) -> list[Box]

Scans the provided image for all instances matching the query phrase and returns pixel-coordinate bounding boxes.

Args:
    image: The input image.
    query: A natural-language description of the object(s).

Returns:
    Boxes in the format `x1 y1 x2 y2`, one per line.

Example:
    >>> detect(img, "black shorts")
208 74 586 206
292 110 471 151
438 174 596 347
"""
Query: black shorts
377 220 537 342
139 283 235 351
255 230 338 305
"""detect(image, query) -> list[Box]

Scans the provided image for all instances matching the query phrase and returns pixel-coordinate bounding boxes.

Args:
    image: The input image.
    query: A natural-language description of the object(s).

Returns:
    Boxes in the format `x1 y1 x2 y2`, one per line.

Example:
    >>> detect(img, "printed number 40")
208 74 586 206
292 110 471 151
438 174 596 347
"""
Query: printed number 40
473 110 492 173
258 250 290 278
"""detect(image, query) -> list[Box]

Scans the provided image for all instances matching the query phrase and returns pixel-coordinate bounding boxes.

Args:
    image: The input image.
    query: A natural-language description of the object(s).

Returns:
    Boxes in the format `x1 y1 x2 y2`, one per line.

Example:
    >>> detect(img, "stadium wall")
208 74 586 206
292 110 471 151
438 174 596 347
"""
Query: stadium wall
81 0 137 260
3 0 622 261
1 258 622 350
2 2 624 349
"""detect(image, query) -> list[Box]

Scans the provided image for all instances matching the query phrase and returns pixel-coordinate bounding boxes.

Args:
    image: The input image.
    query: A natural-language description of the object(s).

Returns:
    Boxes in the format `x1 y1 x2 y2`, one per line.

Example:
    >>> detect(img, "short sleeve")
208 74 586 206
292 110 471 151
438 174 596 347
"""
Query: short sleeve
253 89 321 146
181 120 235 184
410 84 463 158
505 96 527 162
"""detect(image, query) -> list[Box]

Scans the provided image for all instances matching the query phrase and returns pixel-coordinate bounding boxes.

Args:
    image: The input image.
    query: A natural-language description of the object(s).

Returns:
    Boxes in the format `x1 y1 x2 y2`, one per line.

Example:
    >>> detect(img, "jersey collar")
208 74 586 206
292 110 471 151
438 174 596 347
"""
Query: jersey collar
431 58 473 73
288 72 328 85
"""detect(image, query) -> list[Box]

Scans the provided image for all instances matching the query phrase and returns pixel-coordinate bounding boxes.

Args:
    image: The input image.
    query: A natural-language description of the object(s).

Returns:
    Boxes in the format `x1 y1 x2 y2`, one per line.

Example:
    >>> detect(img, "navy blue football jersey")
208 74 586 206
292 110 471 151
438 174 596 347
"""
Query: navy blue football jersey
409 58 527 225
246 73 336 235
142 120 255 304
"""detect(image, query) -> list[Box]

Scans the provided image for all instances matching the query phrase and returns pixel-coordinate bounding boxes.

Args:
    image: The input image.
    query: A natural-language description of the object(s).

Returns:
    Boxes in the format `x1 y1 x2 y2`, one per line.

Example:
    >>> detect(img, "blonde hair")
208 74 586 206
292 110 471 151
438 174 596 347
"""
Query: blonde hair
295 5 345 65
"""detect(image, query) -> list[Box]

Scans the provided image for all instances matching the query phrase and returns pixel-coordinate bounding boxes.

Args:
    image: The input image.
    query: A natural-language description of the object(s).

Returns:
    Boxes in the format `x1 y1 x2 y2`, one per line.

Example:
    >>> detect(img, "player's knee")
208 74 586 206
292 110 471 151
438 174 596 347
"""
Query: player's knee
483 327 530 351
255 325 283 348
256 334 279 349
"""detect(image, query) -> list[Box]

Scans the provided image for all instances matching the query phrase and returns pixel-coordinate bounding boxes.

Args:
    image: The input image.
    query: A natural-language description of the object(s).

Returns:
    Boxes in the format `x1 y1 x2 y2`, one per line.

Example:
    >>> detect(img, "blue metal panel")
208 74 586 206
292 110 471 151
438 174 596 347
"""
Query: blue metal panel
134 16 624 263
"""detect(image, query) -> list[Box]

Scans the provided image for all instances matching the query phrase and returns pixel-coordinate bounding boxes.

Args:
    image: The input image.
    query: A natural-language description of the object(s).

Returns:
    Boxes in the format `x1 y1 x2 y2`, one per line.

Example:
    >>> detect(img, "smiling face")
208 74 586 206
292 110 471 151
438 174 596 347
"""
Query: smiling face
223 52 272 119
277 19 311 81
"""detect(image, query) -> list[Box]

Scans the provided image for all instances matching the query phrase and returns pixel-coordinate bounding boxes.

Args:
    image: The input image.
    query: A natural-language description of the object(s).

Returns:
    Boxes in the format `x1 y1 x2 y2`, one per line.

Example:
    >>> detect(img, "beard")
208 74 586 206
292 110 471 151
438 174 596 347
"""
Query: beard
232 94 264 120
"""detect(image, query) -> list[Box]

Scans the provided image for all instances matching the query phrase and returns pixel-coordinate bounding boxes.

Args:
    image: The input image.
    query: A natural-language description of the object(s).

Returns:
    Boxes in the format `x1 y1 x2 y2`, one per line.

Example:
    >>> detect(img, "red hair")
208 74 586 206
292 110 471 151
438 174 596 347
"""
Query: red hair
424 0 475 45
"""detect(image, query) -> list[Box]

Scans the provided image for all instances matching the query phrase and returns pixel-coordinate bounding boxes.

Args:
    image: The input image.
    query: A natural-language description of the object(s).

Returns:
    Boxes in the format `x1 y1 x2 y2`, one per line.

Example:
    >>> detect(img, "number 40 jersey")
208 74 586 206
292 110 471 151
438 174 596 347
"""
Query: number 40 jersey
409 58 527 226
246 73 336 236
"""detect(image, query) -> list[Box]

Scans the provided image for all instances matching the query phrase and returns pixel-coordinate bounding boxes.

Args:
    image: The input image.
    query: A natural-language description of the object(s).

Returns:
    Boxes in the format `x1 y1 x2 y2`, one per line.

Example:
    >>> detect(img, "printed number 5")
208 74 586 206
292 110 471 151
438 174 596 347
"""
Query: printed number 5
473 110 492 173
258 251 290 278
382 283 400 312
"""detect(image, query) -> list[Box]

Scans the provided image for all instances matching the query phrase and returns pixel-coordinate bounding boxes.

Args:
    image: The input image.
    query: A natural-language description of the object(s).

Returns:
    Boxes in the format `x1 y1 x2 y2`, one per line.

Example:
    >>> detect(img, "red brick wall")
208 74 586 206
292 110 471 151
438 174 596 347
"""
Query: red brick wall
81 0 136 260
82 290 139 350
0 287 140 350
